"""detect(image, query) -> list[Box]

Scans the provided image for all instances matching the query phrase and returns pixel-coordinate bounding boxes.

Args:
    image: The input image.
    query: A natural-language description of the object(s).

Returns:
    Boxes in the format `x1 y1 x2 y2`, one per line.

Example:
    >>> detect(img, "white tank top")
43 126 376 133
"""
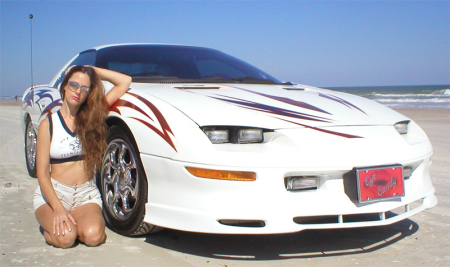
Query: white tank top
49 111 83 164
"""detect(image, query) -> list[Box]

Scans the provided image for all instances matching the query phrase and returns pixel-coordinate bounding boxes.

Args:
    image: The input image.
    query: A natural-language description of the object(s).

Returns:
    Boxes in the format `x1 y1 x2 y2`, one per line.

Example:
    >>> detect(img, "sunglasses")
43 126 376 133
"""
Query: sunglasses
67 81 91 94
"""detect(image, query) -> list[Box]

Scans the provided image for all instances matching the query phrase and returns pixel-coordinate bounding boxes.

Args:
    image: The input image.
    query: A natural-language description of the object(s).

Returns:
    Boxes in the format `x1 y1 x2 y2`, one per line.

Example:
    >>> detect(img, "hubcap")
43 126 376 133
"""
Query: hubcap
26 123 37 170
101 139 139 221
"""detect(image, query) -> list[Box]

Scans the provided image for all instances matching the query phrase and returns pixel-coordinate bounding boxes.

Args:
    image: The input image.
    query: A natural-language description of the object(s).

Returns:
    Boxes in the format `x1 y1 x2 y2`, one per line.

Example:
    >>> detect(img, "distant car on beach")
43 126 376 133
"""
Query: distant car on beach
21 44 437 236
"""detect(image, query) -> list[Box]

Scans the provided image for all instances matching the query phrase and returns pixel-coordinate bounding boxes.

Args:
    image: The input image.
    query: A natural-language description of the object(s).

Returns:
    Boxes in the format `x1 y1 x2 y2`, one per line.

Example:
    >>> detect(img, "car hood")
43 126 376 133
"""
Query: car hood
129 83 408 129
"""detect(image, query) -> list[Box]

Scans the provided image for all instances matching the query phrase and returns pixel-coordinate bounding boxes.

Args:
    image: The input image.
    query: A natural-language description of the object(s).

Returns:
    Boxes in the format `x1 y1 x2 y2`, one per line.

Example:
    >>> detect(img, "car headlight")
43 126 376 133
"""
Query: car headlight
202 126 265 144
203 127 229 144
394 120 410 134
237 128 263 143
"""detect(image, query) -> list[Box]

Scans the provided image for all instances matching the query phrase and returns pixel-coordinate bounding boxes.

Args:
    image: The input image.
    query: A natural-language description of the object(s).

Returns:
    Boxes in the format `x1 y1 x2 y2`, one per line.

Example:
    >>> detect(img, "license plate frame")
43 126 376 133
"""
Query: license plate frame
356 164 405 203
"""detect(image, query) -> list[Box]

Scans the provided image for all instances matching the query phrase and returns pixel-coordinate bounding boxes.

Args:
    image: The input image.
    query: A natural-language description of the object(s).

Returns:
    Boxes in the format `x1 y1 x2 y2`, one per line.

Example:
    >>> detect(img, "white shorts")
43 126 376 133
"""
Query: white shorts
33 178 102 212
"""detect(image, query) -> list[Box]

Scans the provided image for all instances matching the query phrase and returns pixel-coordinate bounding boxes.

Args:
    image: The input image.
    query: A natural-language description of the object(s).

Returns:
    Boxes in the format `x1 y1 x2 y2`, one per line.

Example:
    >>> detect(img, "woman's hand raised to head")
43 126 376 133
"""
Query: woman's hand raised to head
91 66 132 107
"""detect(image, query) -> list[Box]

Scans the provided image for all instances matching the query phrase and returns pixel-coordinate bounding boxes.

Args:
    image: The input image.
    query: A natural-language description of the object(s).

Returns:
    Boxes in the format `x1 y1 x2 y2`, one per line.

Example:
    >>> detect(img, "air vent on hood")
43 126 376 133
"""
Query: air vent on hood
283 87 306 91
174 85 221 89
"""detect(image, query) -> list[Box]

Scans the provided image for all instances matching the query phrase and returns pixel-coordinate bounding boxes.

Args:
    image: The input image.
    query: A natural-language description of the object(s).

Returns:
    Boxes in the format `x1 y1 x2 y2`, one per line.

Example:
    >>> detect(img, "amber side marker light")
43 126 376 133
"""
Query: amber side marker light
185 167 256 181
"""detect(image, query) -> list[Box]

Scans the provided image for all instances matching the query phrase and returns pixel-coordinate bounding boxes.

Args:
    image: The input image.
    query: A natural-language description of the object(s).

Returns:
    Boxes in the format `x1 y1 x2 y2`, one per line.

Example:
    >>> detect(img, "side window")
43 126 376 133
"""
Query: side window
53 50 97 89
71 51 96 66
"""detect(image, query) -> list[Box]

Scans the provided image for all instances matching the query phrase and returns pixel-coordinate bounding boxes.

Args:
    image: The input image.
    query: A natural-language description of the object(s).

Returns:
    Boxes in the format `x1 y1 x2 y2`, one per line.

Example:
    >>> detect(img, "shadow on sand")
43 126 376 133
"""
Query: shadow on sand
143 218 419 260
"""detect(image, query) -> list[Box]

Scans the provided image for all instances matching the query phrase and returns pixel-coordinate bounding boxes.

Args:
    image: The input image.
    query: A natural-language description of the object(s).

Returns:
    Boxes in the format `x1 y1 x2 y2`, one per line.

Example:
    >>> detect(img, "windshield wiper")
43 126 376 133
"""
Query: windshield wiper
131 76 181 83
131 75 282 84
131 73 175 78
231 76 277 84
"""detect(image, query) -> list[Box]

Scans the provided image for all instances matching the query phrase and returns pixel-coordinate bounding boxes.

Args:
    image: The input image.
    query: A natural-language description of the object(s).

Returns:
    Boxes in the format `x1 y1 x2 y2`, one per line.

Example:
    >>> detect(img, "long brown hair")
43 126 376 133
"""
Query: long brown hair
60 66 108 177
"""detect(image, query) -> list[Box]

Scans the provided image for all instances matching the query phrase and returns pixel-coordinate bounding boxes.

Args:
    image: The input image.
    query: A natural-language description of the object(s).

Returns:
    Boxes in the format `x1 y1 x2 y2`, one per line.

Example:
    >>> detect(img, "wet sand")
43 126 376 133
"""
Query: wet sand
0 105 449 267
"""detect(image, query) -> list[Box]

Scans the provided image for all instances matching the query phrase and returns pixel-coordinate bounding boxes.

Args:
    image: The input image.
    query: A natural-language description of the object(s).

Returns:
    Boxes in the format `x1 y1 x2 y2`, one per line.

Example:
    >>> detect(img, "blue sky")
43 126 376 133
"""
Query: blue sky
1 0 449 97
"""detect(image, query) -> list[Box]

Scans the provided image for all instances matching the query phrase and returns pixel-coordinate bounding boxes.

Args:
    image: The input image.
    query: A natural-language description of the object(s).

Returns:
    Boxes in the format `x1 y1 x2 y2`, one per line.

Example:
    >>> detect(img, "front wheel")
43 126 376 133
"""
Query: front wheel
24 118 37 178
100 125 161 236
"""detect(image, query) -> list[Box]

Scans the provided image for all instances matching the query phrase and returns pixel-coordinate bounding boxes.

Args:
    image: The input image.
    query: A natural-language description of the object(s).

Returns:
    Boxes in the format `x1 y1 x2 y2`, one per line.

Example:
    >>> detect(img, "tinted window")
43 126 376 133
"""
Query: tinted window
96 45 281 84
72 50 96 66
195 59 246 79
53 50 97 89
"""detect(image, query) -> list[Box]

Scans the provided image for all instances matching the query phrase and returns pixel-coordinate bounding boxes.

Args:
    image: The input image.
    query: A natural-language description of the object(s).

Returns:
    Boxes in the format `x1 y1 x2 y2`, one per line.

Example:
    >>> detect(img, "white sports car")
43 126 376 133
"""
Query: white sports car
22 44 437 236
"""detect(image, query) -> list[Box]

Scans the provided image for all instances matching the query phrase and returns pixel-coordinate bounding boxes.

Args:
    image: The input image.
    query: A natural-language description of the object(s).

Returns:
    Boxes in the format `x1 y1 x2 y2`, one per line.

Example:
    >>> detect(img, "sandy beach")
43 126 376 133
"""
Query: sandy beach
0 104 448 267
0 101 21 106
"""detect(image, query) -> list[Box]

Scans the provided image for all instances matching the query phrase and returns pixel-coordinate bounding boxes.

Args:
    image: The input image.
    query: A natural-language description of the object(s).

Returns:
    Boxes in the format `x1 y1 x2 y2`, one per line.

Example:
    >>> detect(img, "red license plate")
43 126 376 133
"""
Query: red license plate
356 165 405 203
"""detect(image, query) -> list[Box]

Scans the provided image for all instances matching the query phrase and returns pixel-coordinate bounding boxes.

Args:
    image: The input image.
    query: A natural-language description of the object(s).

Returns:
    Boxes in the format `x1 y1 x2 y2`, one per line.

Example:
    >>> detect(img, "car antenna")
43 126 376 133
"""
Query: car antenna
29 14 34 89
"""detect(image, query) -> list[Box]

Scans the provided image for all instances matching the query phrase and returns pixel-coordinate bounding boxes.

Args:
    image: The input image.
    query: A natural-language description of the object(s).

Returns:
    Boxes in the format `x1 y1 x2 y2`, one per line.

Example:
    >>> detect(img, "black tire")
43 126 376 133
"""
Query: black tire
24 118 37 178
100 125 162 236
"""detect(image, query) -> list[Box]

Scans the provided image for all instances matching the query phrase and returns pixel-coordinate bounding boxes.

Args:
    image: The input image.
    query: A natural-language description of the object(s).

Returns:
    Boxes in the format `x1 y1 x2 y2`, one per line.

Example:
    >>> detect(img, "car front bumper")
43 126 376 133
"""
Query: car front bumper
141 153 437 234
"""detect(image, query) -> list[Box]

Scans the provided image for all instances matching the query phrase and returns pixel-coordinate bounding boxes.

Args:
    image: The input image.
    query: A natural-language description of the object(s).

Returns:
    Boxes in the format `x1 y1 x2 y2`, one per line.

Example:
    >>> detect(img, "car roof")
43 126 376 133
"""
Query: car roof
90 43 208 51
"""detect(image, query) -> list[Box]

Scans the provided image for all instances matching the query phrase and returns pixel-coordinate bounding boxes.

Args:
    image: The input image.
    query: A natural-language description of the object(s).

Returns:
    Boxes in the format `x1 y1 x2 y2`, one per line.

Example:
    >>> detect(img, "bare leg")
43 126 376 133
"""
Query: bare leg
70 203 106 246
35 204 78 248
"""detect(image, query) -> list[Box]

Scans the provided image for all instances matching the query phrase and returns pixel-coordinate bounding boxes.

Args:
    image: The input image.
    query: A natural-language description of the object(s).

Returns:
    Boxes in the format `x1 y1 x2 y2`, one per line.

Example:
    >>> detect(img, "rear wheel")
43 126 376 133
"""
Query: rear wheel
100 125 161 236
24 118 37 178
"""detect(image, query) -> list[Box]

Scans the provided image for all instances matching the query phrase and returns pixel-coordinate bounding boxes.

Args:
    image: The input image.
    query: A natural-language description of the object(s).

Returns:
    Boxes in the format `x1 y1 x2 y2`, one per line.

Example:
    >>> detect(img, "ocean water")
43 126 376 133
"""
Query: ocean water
2 85 449 109
327 85 450 109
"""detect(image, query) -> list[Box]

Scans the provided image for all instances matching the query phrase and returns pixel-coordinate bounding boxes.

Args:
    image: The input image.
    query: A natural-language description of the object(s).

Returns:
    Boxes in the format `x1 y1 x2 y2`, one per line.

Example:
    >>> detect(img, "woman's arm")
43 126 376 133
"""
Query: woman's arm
91 66 132 107
36 118 76 236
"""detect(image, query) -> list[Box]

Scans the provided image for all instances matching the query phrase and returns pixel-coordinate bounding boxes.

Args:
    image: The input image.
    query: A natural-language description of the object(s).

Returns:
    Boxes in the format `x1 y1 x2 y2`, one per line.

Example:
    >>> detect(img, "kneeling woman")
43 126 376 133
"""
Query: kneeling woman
34 65 131 248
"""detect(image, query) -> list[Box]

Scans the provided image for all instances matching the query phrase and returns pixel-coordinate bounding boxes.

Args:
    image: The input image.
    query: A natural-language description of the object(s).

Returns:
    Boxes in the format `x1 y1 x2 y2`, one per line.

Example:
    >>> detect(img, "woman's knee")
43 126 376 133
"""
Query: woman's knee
51 232 78 248
79 225 106 246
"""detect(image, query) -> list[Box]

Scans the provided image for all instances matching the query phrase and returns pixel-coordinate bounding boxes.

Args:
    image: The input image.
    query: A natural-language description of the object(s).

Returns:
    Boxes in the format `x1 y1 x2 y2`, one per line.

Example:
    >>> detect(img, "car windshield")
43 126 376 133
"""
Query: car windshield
95 45 283 84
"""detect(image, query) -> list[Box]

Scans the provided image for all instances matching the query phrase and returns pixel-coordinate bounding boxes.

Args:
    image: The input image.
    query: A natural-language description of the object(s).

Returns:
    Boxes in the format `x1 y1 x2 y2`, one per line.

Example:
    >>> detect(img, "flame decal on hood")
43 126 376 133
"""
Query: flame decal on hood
319 92 366 114
230 86 331 115
208 94 361 138
110 92 177 152
277 118 362 138
209 94 333 123
182 87 361 138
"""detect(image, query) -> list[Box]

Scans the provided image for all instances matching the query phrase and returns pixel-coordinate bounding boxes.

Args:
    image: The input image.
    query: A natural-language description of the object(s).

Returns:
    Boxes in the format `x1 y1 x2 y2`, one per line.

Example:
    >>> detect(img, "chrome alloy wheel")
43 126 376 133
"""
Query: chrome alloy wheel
25 121 37 176
101 139 139 221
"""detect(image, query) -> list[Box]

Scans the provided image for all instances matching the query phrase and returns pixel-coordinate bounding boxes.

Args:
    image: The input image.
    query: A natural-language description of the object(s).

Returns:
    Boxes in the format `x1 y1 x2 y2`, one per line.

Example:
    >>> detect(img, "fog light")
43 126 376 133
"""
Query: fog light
237 128 263 143
286 176 319 191
394 121 410 134
403 166 412 179
203 127 229 143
